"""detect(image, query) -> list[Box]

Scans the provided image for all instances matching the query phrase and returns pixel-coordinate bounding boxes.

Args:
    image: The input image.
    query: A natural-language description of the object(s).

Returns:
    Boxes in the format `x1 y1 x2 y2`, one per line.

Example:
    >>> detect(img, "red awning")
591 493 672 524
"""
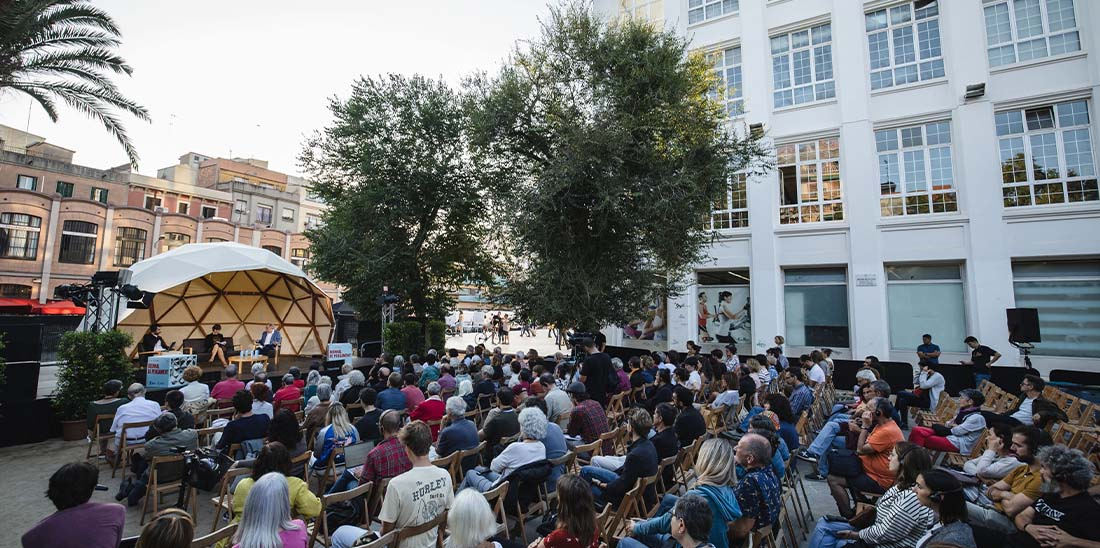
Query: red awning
0 298 85 315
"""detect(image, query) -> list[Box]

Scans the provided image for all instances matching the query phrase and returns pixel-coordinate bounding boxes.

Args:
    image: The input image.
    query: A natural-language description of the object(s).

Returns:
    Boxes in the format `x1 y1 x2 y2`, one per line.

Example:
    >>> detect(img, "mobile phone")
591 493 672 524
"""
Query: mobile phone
823 515 848 523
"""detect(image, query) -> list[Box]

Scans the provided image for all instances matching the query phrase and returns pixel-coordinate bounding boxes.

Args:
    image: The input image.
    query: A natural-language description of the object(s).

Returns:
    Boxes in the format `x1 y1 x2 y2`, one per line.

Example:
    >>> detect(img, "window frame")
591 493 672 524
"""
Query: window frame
1011 259 1100 358
91 187 108 204
885 264 968 352
865 1 946 91
983 0 1082 69
55 181 75 198
200 205 217 219
113 226 147 267
58 220 98 265
144 195 162 210
876 119 959 217
777 137 844 225
257 205 273 224
782 267 851 349
997 99 1098 207
281 207 295 221
770 22 836 109
177 201 190 215
16 174 38 191
706 45 745 120
709 173 749 230
688 0 738 26
262 244 282 256
0 212 42 260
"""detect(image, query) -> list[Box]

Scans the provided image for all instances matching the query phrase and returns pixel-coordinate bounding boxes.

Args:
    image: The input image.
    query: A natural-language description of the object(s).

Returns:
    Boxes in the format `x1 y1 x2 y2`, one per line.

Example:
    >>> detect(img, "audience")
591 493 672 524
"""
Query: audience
580 407 658 509
86 379 127 433
825 398 904 516
338 370 366 411
302 383 334 432
22 462 125 548
983 375 1067 429
135 508 194 548
377 372 408 411
894 361 945 429
109 383 162 459
966 425 1048 537
120 412 197 507
159 389 196 434
444 489 502 548
305 376 333 413
402 373 426 412
436 396 479 467
232 442 321 527
329 409 411 494
233 472 309 548
532 474 601 548
522 397 568 489
481 388 520 455
461 407 547 492
539 372 573 427
566 381 612 455
310 402 359 471
250 382 274 418
217 389 271 456
273 373 302 412
178 365 213 413
961 423 1021 482
332 421 454 548
210 365 245 401
672 386 706 449
730 433 781 539
1009 445 1099 548
354 387 383 443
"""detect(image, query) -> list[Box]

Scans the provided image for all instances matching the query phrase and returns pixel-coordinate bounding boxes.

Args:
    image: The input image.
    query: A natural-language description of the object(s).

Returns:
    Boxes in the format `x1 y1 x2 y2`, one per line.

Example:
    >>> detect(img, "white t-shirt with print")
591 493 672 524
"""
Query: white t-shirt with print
379 465 454 548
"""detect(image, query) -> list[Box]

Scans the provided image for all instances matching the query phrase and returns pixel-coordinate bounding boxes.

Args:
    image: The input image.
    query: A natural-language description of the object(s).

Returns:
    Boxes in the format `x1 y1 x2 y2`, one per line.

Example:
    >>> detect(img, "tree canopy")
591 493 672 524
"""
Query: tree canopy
467 2 769 331
300 74 499 323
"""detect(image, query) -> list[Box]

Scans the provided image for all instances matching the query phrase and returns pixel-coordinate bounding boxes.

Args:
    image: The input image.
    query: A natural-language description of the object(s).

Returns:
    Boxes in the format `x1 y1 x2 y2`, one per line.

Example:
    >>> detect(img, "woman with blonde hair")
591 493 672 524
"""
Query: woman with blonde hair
136 508 194 548
179 365 213 414
621 438 742 548
445 489 501 548
234 472 308 548
309 402 358 471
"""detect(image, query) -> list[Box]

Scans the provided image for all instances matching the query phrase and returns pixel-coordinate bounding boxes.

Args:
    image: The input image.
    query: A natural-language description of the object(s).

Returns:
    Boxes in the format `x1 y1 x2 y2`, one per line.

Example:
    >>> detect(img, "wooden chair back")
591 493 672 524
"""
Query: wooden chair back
482 480 511 537
209 467 251 532
309 480 373 548
290 450 313 481
191 523 237 548
142 454 196 524
395 510 448 548
113 419 155 477
195 425 224 448
359 529 399 548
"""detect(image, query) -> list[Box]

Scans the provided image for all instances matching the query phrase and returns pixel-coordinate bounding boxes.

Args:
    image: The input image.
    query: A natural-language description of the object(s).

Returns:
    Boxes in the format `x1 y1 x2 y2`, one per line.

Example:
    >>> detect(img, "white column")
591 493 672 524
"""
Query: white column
151 211 163 258
38 197 62 303
195 219 204 243
99 207 115 267
283 232 291 260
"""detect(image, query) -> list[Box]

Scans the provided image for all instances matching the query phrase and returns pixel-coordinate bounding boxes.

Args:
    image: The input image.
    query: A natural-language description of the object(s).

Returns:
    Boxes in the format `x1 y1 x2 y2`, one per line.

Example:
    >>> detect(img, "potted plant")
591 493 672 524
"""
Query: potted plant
53 330 134 441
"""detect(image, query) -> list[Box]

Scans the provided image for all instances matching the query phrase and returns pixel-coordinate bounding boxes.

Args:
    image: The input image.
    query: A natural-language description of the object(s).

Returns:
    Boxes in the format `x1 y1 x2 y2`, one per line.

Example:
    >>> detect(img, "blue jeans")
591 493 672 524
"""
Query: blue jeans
332 525 370 548
461 468 501 492
619 534 670 548
739 406 764 430
580 466 619 505
326 469 359 495
807 517 855 548
975 374 991 386
807 421 846 458
828 412 851 424
831 404 848 415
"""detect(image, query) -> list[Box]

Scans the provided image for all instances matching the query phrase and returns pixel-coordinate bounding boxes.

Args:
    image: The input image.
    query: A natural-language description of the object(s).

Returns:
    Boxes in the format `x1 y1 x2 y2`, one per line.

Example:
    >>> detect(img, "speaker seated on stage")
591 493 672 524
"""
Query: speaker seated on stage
255 323 282 359
138 324 176 364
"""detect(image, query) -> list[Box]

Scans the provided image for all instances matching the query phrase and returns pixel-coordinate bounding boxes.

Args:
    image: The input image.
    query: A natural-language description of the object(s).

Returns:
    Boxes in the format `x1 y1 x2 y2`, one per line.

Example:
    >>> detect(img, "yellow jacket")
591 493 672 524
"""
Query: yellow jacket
231 475 321 521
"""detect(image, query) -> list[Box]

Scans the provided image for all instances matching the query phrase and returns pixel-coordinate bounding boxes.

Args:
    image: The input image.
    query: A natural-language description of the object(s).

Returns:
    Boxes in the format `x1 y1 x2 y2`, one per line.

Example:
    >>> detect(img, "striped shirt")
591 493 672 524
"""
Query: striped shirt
857 485 935 548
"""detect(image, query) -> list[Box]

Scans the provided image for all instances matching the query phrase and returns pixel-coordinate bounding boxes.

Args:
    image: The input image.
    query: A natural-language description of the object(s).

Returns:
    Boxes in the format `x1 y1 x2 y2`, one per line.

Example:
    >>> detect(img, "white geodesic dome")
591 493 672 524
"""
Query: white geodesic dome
115 242 333 356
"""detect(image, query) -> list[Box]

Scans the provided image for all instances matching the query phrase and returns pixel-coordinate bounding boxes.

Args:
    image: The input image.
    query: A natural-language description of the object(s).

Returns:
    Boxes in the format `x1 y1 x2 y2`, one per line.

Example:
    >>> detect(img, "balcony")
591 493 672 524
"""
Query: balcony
216 181 299 202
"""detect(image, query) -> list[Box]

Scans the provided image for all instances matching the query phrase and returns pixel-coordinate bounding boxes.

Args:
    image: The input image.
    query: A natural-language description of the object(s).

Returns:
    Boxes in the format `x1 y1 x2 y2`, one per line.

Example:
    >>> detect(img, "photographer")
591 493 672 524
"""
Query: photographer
118 412 197 507
578 336 612 406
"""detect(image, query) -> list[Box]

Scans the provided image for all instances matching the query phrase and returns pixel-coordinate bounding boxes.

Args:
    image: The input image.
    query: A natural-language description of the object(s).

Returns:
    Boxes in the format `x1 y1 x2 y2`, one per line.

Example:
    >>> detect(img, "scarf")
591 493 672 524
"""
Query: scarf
954 405 981 425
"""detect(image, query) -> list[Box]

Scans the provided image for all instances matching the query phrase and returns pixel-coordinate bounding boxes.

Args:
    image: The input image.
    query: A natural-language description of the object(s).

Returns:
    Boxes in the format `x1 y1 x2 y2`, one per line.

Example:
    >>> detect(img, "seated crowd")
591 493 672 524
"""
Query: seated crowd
22 339 1100 548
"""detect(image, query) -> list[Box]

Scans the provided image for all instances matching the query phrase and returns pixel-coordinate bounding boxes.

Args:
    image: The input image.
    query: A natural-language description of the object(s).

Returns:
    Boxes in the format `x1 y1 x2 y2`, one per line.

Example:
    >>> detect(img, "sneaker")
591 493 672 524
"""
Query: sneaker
796 450 818 464
804 472 828 481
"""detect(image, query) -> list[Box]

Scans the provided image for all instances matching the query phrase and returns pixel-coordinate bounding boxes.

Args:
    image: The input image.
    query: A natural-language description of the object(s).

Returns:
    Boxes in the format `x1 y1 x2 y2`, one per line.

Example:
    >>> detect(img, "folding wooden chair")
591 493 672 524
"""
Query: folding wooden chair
290 449 313 481
395 510 448 548
482 480 511 538
195 425 224 448
308 480 373 548
312 445 346 495
944 430 988 468
209 467 250 532
140 455 197 525
113 419 154 478
352 529 398 548
431 450 461 491
191 523 237 548
86 413 116 461
602 480 642 548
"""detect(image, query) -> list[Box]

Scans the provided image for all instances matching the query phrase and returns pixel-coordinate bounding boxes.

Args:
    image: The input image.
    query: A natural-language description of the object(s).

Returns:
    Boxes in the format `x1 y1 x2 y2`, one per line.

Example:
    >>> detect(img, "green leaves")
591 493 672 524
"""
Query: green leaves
52 329 133 421
468 1 770 332
0 0 148 167
301 74 500 325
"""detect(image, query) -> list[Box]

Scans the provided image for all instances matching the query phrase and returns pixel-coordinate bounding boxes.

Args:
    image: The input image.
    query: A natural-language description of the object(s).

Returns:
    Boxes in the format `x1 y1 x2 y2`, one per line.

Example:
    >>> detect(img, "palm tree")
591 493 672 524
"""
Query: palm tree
0 0 149 167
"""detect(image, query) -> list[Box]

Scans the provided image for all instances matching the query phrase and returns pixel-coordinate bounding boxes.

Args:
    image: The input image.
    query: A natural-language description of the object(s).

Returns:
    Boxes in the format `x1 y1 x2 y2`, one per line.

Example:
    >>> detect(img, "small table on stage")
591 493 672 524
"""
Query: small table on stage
229 354 269 373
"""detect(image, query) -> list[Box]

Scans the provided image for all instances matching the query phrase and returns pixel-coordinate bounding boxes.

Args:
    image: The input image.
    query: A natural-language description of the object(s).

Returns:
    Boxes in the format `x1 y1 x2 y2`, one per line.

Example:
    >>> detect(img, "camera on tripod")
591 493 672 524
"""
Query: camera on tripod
567 332 596 363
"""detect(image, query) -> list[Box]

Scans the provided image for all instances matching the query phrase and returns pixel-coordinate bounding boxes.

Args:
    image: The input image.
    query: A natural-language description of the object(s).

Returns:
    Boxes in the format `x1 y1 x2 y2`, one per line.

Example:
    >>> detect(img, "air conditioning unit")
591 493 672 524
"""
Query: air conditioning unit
234 207 246 213
153 206 168 213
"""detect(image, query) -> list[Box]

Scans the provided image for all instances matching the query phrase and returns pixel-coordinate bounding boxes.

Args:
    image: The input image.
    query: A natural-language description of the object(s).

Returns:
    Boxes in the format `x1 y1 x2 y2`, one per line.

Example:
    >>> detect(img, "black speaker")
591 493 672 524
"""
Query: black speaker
1007 308 1041 343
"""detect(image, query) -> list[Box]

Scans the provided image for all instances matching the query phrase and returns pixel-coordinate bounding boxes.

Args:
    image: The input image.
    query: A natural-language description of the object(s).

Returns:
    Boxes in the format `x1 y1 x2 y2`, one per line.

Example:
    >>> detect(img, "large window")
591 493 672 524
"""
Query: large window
689 0 737 25
257 205 273 224
620 0 663 23
177 201 190 215
161 232 190 252
877 120 957 216
58 220 98 264
771 23 834 109
56 181 74 198
113 227 146 267
0 213 41 259
997 100 1097 207
91 187 108 204
281 207 295 221
0 284 31 298
144 195 162 210
866 1 945 90
1012 259 1100 357
784 268 849 348
305 214 322 229
778 137 843 224
886 265 966 351
16 175 37 191
262 245 282 256
201 205 217 219
708 46 743 118
983 0 1080 68
709 173 748 229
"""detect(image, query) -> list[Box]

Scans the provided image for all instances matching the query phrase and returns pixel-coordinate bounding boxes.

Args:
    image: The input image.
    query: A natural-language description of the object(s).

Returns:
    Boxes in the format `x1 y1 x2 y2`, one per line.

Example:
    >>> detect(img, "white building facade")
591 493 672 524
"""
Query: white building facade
595 0 1100 375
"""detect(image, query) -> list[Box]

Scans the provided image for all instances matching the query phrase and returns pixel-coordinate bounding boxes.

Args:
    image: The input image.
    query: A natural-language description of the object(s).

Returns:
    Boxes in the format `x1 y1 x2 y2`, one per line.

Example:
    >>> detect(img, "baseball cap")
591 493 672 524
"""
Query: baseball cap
566 381 587 395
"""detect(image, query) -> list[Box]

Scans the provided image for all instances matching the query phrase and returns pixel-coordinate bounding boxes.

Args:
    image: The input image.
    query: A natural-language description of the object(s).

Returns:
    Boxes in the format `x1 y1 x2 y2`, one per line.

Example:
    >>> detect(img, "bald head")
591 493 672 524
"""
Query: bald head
380 409 403 435
735 433 772 468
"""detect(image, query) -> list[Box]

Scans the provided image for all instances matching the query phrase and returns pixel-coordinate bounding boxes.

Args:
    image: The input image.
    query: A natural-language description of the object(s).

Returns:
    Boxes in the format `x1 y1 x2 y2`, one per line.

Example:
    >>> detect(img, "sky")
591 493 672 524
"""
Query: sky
0 0 549 176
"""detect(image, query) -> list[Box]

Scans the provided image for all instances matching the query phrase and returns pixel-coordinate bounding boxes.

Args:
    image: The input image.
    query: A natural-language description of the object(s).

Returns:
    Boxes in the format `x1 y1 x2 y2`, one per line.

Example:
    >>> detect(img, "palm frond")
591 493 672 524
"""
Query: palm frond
7 81 60 121
19 28 121 53
34 2 121 36
22 79 149 120
47 82 139 165
17 60 121 91
21 47 132 74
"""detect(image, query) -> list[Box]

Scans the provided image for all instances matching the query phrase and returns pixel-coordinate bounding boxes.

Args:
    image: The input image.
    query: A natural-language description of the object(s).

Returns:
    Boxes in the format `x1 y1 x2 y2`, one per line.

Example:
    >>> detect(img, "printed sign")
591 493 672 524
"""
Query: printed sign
147 354 197 389
855 274 877 287
327 343 354 365
696 285 751 351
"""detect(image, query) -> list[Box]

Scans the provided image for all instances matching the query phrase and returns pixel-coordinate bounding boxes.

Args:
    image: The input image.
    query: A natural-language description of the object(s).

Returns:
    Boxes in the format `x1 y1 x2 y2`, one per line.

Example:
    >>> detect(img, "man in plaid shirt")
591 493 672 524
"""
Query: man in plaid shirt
785 367 815 419
327 409 411 494
565 382 612 454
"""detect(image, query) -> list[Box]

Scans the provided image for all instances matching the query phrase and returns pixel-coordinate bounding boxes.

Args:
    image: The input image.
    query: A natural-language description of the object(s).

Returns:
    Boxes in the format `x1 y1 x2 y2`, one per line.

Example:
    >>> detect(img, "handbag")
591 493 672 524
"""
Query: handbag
847 506 877 530
826 448 863 478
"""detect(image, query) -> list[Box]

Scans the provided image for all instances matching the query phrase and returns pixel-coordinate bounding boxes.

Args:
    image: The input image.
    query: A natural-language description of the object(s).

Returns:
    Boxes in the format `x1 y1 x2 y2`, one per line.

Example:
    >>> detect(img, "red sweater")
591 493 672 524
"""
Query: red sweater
409 397 446 440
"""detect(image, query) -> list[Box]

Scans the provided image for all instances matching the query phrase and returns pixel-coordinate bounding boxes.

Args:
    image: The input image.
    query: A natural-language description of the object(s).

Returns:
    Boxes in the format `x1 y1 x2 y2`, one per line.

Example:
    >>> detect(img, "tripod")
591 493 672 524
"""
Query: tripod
1011 341 1040 376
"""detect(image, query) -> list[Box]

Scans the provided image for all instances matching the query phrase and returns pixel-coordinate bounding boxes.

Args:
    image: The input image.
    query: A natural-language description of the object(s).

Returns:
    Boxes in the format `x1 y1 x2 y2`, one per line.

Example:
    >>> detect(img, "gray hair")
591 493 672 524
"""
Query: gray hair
515 351 525 360
251 363 265 376
233 472 299 548
518 407 548 440
739 433 772 466
427 382 442 396
673 494 713 543
471 355 483 365
341 363 353 374
394 355 405 370
870 380 892 397
446 489 498 548
445 396 467 418
306 370 321 386
226 366 239 378
481 369 492 379
127 383 145 397
153 411 177 433
612 357 624 370
1038 445 1094 491
349 370 365 386
317 384 332 402
282 374 294 385
427 348 438 357
318 376 332 386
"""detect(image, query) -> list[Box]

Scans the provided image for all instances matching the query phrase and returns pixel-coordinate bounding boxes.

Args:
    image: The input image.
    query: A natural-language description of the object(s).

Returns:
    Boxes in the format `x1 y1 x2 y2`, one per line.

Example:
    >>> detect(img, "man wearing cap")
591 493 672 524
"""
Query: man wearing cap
566 381 612 454
539 372 573 427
